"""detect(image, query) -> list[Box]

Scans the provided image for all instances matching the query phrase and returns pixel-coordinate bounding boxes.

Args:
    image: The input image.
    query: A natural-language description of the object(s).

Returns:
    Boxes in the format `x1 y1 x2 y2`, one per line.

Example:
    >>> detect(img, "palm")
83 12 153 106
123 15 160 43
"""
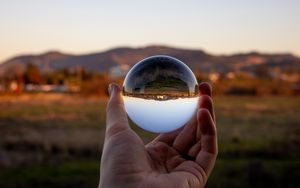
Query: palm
146 141 205 187
144 141 206 188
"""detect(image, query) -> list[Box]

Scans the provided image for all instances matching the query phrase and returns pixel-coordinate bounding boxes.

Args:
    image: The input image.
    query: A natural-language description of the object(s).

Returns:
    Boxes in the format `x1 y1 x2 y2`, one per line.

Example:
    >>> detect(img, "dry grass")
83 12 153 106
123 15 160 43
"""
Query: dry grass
0 94 106 167
0 93 300 187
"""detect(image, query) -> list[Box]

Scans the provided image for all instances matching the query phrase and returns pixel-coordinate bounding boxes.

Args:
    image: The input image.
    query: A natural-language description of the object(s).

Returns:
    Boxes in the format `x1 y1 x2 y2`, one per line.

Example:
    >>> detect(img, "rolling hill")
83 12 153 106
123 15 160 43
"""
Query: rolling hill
0 45 299 75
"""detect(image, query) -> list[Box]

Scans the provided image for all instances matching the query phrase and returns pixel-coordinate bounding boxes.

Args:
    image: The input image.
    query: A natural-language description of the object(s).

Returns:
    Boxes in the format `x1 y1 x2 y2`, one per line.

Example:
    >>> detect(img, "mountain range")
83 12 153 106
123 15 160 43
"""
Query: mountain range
0 45 299 75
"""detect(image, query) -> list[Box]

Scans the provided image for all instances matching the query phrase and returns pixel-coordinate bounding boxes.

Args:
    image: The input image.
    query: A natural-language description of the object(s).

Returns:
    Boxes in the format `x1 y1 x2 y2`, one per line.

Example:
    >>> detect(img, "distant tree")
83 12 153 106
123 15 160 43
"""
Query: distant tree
80 73 110 96
24 63 42 84
254 65 271 79
195 71 208 83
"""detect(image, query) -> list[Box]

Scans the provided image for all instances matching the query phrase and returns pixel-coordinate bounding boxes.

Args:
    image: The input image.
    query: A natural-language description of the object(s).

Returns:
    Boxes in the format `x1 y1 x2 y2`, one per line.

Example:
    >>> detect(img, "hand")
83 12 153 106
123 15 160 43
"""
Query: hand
99 83 217 188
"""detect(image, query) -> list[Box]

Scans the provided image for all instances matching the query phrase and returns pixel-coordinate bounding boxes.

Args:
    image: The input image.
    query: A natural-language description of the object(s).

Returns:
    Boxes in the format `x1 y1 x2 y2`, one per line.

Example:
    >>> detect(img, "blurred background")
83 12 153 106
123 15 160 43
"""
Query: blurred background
0 0 300 187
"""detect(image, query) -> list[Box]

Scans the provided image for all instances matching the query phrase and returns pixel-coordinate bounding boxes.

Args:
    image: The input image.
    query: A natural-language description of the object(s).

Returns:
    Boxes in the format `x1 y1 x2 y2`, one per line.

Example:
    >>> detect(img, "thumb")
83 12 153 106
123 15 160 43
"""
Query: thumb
106 83 130 138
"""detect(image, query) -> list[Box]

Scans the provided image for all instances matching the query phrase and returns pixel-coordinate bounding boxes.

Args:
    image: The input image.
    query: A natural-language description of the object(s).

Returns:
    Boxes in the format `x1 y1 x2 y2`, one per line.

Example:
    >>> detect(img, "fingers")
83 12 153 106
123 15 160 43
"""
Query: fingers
188 92 215 158
151 83 209 147
172 82 214 155
199 82 212 96
198 82 215 140
187 140 201 158
106 83 130 138
148 127 184 146
172 116 197 154
199 95 215 120
150 82 217 179
196 109 218 176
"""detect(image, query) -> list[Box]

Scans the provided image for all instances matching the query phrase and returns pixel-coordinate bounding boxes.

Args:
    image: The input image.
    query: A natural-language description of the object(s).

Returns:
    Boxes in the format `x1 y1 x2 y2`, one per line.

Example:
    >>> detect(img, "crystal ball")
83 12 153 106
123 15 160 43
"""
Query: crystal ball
122 55 199 133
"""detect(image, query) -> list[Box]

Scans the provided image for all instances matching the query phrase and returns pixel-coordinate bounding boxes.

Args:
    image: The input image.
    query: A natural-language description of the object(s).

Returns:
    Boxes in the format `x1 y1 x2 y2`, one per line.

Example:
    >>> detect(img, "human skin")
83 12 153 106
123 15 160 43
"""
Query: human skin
99 82 217 188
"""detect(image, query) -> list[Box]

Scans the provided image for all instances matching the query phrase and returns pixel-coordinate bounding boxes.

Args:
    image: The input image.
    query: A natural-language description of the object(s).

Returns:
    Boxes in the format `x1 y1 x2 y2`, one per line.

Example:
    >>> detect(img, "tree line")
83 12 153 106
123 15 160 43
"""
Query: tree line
1 63 299 96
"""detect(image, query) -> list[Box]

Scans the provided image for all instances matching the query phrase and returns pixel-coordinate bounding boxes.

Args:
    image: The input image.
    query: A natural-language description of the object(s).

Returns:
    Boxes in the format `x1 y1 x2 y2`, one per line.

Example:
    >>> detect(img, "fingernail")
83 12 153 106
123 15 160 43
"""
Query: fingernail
108 84 113 96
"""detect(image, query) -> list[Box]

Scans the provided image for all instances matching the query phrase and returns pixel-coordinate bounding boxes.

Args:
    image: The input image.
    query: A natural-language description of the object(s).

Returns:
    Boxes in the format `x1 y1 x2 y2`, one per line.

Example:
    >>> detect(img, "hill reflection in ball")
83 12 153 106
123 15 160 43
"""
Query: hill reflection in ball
122 55 199 133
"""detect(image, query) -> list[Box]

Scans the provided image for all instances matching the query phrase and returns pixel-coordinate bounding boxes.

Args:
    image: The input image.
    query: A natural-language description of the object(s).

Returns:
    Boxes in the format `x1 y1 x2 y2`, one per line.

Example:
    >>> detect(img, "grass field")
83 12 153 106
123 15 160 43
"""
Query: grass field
0 94 300 187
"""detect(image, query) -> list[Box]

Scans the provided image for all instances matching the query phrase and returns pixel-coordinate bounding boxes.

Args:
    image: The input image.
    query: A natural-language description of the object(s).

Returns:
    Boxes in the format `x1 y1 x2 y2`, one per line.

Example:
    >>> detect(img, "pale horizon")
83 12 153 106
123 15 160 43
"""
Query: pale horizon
1 0 300 63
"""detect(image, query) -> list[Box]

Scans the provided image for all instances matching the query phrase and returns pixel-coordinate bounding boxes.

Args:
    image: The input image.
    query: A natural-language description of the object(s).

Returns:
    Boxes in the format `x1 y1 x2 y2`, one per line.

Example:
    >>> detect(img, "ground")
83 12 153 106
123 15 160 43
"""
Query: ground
0 93 299 188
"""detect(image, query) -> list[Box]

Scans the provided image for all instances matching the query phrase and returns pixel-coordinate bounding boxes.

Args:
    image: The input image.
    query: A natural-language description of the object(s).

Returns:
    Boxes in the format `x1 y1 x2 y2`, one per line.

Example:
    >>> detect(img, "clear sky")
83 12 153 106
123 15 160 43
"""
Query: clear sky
0 0 300 62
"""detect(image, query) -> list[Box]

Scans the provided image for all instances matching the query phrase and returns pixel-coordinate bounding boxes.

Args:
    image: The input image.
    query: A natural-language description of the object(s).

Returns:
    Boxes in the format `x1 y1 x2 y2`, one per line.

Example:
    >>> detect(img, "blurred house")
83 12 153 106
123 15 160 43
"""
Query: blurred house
24 84 80 93
208 72 220 82
281 73 300 83
9 81 23 93
109 64 129 78
226 72 236 79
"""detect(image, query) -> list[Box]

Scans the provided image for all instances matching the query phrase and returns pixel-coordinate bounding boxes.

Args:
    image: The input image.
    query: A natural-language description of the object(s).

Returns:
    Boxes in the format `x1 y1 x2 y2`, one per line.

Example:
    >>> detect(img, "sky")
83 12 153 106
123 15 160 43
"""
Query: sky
0 0 300 63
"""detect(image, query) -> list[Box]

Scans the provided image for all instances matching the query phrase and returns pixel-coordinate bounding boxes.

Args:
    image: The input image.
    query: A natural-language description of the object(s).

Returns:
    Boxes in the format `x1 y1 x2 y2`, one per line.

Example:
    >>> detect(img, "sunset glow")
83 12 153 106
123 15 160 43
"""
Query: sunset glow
1 0 300 62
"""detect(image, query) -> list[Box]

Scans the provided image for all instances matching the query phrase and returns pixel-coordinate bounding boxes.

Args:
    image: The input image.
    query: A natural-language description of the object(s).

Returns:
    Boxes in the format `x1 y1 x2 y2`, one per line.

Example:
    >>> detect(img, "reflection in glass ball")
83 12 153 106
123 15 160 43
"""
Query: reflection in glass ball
122 55 199 133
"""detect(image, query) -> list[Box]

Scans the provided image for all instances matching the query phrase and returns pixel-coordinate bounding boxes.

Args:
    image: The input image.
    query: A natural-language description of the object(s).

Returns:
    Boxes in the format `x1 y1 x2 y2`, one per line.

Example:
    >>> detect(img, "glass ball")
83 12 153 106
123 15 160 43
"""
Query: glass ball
122 55 199 133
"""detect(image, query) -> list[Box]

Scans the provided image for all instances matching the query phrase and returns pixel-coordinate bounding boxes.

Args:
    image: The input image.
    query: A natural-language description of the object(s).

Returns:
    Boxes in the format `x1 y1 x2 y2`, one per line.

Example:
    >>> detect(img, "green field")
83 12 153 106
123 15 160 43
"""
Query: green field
0 94 300 188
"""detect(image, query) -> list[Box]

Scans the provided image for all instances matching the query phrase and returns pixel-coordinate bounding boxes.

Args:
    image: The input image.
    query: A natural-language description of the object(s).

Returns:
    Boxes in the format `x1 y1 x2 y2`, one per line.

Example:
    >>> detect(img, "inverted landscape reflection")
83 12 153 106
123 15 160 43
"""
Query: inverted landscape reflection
122 55 199 133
